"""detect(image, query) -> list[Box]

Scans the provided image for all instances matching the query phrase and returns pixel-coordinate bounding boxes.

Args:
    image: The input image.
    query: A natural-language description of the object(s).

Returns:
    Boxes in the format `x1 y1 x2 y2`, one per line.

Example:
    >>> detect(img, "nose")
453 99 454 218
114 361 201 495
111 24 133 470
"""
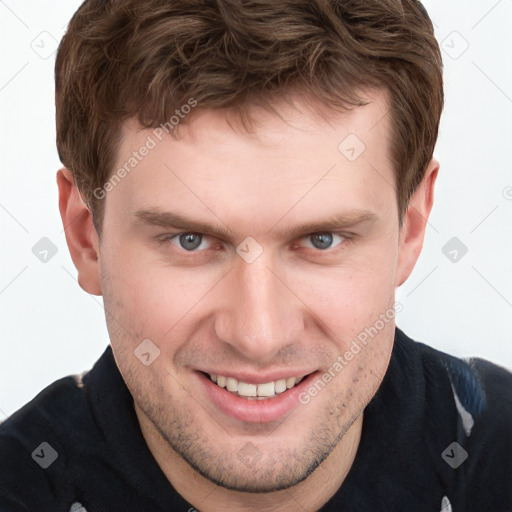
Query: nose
214 252 303 364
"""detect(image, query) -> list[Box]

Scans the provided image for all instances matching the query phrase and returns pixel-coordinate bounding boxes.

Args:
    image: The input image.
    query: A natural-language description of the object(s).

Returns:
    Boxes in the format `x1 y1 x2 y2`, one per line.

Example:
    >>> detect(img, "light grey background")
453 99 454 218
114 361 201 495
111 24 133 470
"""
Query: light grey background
1 0 511 420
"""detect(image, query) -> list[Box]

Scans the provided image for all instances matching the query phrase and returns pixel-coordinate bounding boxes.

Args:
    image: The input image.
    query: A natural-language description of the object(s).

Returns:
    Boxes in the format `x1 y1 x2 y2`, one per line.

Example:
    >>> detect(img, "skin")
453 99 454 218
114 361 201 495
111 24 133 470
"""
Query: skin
57 89 438 512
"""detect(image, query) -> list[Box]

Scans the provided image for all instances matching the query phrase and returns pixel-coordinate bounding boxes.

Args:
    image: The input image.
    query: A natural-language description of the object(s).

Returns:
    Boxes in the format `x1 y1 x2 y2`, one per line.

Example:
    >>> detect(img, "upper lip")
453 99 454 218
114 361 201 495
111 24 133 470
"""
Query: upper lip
196 369 317 385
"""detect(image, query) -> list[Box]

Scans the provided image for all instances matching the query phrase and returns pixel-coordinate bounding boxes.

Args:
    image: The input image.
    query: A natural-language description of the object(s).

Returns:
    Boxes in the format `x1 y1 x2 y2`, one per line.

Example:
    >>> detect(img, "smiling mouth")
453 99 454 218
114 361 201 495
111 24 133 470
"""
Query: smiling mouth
201 372 312 400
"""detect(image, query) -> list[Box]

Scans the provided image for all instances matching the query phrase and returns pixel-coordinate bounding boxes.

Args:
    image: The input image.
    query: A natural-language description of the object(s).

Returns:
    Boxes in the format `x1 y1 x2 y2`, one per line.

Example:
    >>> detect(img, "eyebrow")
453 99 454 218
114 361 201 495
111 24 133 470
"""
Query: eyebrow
133 207 378 242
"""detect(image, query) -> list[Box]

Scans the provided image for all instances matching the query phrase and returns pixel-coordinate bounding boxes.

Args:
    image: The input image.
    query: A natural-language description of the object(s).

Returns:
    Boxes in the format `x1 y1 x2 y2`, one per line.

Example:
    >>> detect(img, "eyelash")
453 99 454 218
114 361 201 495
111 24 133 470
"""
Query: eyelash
156 231 354 257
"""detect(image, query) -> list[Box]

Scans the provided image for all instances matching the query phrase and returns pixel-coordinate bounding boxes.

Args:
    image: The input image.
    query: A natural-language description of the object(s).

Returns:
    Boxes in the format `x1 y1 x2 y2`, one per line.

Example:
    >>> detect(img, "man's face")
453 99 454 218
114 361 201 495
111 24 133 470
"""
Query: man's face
98 90 401 492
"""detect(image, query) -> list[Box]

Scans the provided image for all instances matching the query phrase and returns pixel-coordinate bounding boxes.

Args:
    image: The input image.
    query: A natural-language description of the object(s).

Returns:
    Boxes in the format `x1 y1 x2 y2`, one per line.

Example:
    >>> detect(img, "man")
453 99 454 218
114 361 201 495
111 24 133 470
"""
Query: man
1 0 511 511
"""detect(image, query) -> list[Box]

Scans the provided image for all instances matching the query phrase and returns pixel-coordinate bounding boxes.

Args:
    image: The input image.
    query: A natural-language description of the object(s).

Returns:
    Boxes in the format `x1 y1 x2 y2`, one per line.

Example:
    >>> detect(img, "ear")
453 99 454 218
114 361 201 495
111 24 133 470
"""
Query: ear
395 158 439 288
57 168 102 296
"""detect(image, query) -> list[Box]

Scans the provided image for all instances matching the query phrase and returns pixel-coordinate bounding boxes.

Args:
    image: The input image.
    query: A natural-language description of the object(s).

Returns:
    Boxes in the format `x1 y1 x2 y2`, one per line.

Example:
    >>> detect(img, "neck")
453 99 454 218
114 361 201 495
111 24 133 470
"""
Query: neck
136 407 363 512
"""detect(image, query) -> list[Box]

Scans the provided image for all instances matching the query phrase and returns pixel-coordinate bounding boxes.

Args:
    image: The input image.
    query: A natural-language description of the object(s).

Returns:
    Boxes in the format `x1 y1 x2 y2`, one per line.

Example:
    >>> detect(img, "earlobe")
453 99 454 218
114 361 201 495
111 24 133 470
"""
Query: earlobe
56 168 103 296
395 158 439 288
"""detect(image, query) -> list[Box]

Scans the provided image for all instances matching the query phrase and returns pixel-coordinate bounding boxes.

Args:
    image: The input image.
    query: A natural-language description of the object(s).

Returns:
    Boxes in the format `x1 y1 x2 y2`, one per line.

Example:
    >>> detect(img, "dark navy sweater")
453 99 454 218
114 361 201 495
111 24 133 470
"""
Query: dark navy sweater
1 327 511 511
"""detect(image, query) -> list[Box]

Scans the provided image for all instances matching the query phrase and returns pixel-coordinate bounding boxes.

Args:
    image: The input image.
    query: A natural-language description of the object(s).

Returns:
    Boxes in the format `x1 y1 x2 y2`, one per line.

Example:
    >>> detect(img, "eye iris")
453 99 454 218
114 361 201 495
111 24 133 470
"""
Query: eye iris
176 233 336 251
179 233 202 251
311 233 333 250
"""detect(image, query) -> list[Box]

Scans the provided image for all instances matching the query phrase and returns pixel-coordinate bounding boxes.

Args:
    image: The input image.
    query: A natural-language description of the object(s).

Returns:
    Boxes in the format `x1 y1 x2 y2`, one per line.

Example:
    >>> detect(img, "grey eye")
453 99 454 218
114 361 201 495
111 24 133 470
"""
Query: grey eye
309 233 334 250
178 233 203 251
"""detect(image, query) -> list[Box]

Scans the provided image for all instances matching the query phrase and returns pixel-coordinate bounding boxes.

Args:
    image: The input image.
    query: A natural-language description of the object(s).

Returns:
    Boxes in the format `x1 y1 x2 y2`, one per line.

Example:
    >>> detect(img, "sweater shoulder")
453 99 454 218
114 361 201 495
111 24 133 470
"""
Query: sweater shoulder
412 335 512 420
396 328 512 417
0 372 90 441
0 373 93 510
395 328 512 509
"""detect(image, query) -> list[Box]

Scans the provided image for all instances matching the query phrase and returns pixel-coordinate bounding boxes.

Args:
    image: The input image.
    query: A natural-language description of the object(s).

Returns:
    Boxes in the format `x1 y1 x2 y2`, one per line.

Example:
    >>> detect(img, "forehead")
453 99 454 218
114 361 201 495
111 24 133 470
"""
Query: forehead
106 89 395 233
117 88 390 159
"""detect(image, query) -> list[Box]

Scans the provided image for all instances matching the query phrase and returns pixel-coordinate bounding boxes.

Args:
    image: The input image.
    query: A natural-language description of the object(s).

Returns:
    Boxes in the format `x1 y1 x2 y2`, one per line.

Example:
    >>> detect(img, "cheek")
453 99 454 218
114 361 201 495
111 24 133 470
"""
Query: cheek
102 249 218 351
293 250 397 338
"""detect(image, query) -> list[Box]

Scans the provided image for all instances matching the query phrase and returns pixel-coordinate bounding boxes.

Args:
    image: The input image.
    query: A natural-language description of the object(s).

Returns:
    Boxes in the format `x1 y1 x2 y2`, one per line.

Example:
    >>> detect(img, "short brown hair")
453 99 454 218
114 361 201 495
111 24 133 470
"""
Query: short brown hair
55 0 443 234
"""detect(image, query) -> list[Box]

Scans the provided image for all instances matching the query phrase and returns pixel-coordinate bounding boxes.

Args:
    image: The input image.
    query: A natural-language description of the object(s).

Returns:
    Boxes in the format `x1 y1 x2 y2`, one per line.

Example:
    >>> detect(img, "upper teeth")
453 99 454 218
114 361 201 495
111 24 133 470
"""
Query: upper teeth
208 373 305 399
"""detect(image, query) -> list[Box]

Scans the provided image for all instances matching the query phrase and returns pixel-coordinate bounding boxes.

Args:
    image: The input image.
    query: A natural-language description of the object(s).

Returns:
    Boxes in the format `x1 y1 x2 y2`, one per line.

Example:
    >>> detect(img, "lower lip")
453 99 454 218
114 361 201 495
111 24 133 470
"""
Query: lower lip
197 371 318 424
